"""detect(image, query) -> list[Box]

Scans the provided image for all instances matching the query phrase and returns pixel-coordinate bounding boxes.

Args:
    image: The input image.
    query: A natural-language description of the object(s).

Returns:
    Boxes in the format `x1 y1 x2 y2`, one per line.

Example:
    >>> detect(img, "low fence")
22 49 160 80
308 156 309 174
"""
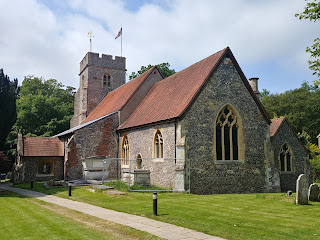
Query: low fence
82 157 190 192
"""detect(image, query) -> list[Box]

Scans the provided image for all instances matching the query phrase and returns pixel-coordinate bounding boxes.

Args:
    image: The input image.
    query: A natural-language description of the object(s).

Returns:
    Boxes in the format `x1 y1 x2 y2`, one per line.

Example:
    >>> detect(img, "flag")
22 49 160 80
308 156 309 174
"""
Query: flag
115 27 122 39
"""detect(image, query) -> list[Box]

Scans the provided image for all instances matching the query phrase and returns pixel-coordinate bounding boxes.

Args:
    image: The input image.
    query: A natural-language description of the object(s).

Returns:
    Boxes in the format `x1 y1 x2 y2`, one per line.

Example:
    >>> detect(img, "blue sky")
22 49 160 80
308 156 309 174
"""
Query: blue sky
0 0 318 93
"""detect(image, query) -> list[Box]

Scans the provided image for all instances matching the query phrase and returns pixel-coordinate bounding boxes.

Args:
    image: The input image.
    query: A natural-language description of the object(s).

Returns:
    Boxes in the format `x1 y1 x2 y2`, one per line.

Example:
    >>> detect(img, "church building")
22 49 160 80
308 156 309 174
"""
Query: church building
15 47 311 194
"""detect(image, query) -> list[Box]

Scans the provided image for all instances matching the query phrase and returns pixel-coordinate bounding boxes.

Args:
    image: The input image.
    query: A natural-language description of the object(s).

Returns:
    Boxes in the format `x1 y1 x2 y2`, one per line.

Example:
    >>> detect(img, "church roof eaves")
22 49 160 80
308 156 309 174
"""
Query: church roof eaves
118 47 271 131
52 111 118 138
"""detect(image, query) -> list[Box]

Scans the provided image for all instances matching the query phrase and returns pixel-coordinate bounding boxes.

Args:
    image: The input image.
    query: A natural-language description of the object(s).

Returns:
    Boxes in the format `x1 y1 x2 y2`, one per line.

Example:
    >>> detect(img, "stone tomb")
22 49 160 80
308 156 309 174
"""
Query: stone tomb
308 183 320 202
296 174 309 205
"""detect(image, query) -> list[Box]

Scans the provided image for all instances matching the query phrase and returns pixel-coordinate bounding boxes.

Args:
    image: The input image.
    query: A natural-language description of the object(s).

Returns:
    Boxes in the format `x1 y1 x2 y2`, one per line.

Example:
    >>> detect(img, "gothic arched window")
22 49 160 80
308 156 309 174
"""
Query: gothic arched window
280 144 293 172
216 105 239 160
121 136 129 166
136 154 142 169
154 130 163 158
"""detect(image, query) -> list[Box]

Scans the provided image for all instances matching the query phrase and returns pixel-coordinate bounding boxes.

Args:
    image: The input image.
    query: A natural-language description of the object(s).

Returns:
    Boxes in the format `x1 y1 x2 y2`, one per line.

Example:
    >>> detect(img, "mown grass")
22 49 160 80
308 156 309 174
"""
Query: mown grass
13 181 320 240
0 189 161 240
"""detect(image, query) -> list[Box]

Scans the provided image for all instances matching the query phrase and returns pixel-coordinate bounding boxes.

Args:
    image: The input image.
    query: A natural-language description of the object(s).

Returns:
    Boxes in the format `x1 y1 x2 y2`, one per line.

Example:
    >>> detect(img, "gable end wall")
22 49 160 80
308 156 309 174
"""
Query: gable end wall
182 57 270 194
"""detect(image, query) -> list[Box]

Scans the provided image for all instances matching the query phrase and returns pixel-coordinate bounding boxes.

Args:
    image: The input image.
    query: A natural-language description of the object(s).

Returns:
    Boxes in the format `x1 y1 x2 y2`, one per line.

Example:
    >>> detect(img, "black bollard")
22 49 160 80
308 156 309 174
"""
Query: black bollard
153 192 157 216
68 182 72 196
31 180 34 189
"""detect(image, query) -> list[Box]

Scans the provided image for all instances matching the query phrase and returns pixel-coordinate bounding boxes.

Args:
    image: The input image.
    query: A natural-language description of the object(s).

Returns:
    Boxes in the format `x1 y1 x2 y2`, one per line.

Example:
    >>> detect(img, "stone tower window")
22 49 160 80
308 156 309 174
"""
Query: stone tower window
154 130 163 158
103 74 112 87
280 144 293 172
216 105 239 160
121 136 129 166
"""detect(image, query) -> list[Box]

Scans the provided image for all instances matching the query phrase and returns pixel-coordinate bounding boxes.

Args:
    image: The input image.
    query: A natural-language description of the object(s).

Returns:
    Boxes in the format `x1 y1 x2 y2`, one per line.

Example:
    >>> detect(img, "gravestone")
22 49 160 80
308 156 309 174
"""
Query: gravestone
308 183 319 202
296 174 308 205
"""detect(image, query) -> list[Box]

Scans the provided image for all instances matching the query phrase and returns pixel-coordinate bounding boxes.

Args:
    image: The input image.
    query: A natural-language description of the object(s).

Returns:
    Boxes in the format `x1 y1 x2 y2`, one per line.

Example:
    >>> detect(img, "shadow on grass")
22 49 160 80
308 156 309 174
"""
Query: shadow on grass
11 182 70 195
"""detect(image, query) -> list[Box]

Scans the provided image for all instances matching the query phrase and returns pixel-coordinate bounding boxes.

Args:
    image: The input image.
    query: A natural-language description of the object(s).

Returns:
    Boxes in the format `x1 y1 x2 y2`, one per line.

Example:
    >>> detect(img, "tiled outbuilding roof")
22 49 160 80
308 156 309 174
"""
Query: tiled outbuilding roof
118 47 270 130
23 137 64 157
270 118 285 137
82 67 158 124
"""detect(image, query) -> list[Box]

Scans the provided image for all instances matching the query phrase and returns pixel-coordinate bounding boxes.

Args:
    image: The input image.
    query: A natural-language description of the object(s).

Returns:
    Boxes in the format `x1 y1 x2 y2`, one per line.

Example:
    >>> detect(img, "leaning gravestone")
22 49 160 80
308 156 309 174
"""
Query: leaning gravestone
296 174 308 205
308 183 319 202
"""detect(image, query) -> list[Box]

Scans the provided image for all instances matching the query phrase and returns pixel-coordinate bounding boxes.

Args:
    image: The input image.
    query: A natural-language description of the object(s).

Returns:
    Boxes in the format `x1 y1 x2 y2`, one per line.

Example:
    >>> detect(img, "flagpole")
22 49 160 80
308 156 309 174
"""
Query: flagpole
121 24 122 57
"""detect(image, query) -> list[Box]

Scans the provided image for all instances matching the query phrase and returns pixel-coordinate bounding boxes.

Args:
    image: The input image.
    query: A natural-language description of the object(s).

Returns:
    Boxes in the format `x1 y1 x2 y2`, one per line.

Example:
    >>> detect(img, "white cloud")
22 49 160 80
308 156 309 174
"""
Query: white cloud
0 0 318 92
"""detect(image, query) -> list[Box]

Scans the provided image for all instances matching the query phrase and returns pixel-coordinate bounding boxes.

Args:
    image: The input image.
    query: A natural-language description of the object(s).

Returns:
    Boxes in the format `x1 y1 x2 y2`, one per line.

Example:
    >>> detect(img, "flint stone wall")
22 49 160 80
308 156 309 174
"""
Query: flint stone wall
21 156 63 182
119 123 176 189
271 120 311 192
182 57 270 194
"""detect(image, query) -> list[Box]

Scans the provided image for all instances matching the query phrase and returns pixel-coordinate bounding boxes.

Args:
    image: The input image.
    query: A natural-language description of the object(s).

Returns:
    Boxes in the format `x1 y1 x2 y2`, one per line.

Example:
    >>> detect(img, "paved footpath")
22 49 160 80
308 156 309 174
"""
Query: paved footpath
2 184 225 240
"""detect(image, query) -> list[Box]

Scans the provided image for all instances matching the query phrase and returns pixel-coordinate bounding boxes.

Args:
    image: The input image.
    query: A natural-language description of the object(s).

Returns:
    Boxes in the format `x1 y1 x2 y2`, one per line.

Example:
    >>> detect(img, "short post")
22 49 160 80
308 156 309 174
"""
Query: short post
68 182 72 196
30 180 34 189
153 192 157 216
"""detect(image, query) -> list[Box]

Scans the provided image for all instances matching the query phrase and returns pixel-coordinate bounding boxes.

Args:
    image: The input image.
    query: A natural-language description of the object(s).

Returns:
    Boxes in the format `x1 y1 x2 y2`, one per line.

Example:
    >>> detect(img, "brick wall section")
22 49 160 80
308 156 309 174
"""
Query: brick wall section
119 123 176 188
21 156 64 182
182 57 271 194
66 113 119 180
271 120 311 192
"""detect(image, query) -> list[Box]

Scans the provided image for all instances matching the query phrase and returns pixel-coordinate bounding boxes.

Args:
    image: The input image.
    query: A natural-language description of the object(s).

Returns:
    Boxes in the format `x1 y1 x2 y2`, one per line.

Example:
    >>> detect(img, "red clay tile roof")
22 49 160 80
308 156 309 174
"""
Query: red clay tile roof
23 137 64 156
83 67 158 124
118 48 229 130
270 118 285 137
119 47 272 130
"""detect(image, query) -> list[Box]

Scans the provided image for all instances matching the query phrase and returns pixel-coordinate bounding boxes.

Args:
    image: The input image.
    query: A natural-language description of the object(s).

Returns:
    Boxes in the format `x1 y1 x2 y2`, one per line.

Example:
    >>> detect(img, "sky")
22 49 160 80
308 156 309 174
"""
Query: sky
0 0 319 93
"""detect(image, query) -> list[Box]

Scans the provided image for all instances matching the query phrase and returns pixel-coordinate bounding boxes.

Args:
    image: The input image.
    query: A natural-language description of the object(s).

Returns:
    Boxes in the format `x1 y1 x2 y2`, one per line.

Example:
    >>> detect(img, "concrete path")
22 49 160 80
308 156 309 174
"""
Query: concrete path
1 184 225 240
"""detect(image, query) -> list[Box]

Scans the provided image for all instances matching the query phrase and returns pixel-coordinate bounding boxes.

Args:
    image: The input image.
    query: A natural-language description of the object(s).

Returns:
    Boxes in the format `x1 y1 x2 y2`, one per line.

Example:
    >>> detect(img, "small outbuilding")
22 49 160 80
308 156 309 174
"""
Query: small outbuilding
14 131 64 183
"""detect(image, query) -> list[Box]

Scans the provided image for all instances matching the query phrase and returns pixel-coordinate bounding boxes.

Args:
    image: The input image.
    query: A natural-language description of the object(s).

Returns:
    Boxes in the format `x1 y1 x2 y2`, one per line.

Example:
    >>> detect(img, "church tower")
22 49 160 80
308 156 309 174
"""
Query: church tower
70 52 126 128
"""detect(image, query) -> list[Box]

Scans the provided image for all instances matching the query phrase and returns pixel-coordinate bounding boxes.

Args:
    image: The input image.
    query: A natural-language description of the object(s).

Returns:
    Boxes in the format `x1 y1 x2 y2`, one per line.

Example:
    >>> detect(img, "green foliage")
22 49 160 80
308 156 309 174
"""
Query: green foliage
0 69 19 149
261 83 320 143
129 62 176 80
298 131 320 180
296 1 320 85
260 88 270 98
15 76 75 137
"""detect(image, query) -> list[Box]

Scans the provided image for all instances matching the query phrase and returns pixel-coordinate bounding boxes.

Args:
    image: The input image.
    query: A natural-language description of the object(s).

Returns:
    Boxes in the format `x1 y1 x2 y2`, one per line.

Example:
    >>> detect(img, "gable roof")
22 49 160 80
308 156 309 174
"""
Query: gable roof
23 137 64 157
118 47 270 130
83 66 159 124
270 117 308 152
270 118 285 137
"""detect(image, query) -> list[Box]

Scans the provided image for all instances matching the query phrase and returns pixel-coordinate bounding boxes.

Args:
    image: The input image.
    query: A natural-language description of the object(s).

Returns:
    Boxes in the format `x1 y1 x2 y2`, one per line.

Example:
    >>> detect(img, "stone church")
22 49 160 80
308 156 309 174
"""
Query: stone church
14 47 311 194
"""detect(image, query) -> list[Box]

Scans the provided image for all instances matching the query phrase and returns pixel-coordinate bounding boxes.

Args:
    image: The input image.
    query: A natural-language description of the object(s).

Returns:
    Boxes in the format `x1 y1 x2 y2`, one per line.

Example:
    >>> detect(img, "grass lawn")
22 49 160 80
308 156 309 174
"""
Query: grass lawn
12 181 320 240
0 189 161 240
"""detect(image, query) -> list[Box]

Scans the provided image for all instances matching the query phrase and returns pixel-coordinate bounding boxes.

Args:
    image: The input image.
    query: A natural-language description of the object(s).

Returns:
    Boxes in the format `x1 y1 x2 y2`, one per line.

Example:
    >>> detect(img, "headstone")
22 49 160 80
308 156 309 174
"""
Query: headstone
296 174 308 205
308 183 320 202
287 190 293 196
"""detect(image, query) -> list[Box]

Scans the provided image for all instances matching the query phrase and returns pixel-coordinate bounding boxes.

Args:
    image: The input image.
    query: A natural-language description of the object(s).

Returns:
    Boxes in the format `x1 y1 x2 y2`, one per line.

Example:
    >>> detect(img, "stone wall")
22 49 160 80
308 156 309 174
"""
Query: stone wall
66 113 119 180
119 123 176 188
271 120 311 192
182 57 271 194
21 156 64 182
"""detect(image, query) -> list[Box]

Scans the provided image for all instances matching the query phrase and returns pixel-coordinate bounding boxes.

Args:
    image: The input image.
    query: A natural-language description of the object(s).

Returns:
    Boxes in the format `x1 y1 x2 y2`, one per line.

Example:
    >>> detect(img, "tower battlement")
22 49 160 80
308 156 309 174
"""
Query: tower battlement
80 52 126 73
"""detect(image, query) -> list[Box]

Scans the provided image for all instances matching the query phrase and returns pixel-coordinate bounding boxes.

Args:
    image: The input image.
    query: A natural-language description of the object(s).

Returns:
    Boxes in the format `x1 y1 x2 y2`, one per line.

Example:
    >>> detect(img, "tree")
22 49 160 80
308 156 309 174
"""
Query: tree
129 62 176 80
14 76 75 137
0 69 18 148
261 82 320 143
296 1 320 86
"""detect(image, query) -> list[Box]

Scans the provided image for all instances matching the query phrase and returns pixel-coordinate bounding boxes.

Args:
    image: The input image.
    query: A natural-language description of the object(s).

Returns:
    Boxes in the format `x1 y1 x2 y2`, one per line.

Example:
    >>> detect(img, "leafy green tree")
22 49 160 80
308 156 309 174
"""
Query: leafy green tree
0 69 18 148
298 131 320 180
261 82 320 143
296 0 320 86
15 76 75 137
129 62 176 80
